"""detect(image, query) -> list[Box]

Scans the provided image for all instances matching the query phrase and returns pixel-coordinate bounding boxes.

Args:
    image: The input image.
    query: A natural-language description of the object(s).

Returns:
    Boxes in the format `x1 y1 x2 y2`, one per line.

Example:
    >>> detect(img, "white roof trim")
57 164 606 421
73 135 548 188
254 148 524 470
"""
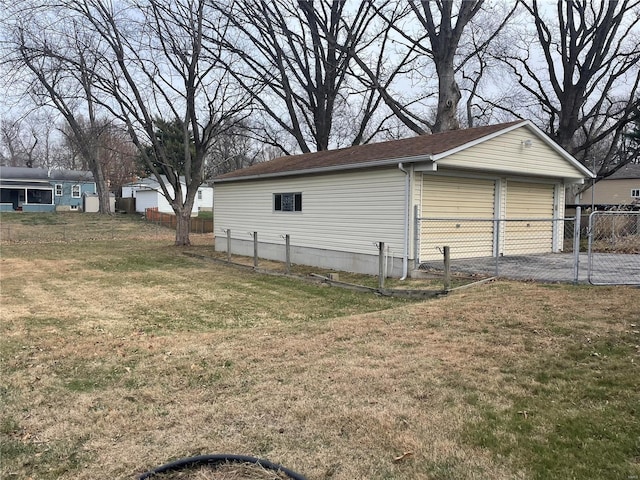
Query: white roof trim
432 120 595 179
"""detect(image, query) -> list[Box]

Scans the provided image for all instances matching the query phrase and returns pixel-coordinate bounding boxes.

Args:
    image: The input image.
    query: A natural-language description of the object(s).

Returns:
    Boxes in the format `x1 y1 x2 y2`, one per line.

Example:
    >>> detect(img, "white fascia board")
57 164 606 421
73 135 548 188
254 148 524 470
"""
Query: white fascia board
432 120 596 179
414 162 438 172
213 154 434 184
565 177 585 185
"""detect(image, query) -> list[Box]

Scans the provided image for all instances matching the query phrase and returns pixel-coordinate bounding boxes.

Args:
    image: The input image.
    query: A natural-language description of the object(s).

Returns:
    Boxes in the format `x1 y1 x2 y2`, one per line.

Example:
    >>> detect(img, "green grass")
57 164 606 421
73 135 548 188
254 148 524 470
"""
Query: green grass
464 331 640 480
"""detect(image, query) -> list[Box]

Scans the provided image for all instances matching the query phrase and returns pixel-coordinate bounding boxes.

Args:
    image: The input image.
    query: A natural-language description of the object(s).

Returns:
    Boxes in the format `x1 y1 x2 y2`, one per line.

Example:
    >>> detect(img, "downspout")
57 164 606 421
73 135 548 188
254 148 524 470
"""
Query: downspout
398 163 410 280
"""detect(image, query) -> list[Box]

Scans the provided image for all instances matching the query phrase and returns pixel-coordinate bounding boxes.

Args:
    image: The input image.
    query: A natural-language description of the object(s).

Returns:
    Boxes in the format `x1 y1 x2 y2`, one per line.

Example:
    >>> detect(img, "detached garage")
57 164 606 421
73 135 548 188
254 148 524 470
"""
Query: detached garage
214 120 593 277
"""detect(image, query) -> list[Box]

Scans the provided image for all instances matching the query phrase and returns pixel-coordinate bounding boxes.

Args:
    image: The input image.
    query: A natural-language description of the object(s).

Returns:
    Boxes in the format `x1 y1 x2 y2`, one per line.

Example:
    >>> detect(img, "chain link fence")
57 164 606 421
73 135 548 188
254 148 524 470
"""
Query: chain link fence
417 211 639 285
417 217 581 282
587 211 640 285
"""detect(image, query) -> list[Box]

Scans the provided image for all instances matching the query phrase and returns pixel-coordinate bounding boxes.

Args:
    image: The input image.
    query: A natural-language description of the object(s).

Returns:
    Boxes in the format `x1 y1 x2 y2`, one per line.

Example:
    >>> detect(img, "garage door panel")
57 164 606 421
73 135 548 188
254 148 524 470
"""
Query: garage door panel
504 182 554 255
421 176 495 260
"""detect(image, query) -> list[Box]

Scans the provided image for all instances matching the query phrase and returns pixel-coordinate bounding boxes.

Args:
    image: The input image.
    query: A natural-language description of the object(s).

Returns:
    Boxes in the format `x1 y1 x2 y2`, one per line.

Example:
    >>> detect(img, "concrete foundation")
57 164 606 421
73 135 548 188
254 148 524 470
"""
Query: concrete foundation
215 236 411 278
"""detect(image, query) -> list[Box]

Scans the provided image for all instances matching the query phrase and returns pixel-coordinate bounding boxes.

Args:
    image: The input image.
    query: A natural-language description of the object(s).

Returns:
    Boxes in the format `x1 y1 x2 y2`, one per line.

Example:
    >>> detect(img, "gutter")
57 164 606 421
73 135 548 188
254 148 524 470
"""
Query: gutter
213 154 433 184
398 162 410 280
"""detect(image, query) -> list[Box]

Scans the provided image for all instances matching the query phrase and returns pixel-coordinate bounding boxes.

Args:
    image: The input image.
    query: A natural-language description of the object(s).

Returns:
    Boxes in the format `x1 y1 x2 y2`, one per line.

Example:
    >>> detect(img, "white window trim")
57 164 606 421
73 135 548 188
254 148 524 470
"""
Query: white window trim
55 184 63 196
71 184 81 198
631 188 640 198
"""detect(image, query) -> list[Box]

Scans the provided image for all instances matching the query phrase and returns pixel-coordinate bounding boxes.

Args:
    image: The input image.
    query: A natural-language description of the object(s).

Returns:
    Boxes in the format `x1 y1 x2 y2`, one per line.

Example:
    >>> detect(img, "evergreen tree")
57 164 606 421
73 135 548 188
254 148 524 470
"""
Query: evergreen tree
139 119 195 178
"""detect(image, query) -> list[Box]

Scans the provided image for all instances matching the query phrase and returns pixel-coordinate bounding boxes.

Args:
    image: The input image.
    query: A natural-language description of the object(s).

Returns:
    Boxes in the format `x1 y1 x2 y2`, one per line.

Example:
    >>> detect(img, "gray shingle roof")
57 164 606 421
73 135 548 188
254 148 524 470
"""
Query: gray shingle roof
606 163 640 180
0 166 94 182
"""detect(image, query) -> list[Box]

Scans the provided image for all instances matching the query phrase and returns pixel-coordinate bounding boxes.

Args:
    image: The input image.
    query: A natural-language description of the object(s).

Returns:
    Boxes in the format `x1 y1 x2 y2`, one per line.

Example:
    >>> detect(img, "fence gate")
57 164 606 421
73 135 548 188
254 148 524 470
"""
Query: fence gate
587 211 640 286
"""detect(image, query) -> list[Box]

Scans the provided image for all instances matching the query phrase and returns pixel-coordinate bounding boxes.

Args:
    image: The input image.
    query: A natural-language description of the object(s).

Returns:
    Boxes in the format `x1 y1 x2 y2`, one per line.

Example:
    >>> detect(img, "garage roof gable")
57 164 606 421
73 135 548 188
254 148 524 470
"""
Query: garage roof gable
215 120 594 182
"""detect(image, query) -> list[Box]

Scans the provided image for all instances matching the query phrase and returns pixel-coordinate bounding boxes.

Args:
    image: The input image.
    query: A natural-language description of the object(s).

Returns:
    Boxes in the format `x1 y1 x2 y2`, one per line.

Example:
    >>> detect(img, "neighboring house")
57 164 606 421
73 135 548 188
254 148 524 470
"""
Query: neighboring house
0 166 96 213
121 176 213 216
570 163 640 209
213 120 594 277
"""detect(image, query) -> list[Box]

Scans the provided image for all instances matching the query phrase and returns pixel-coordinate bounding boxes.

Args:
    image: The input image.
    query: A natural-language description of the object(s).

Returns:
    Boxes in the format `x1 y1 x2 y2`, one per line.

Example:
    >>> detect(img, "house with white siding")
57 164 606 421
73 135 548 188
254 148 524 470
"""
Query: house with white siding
213 120 594 277
122 176 213 216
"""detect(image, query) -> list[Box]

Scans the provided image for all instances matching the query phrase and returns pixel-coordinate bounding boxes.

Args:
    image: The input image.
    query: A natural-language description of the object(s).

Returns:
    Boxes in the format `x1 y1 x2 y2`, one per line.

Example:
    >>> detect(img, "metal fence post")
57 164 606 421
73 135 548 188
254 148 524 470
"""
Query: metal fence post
587 211 595 282
573 206 581 283
443 246 451 291
253 231 258 268
494 219 500 277
414 205 420 269
285 234 291 274
378 242 385 289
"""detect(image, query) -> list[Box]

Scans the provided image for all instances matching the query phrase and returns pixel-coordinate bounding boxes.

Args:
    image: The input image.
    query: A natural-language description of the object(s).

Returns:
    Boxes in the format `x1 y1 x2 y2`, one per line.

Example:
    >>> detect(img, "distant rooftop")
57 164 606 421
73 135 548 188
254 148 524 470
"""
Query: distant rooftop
0 166 94 182
605 163 640 180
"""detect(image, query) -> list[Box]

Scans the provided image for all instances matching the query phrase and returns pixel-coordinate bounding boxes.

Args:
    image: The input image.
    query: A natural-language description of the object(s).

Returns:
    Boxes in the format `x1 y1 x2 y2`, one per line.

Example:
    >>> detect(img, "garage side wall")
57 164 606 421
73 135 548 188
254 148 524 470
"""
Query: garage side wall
214 167 407 275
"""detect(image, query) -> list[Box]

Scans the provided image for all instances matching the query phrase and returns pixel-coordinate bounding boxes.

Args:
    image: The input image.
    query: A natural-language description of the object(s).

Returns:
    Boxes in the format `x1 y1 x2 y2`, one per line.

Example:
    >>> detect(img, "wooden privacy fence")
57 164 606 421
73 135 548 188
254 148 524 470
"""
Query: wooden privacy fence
145 207 213 233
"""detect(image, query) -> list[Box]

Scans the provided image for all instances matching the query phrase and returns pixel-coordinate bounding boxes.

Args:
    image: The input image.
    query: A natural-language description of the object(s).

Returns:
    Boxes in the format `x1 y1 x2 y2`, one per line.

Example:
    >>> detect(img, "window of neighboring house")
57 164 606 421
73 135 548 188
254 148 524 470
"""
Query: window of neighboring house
72 185 81 198
274 192 302 212
27 189 52 204
55 184 63 196
632 189 640 198
197 190 203 200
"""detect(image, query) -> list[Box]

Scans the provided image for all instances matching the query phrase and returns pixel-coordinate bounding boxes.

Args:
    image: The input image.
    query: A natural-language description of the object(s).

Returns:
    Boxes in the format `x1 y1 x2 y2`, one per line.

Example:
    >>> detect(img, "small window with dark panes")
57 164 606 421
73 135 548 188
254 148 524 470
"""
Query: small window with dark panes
274 192 302 212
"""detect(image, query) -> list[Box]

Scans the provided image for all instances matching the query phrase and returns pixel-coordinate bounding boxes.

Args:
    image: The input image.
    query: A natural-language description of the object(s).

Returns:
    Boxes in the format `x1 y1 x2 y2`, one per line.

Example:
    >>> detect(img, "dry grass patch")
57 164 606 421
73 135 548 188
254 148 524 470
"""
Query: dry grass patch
1 222 638 480
145 462 293 479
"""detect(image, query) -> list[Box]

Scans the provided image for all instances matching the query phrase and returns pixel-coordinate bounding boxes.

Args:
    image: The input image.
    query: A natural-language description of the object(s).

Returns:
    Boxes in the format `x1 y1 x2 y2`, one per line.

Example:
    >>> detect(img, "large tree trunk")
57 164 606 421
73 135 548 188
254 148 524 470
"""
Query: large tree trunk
433 65 462 133
91 163 111 214
175 209 191 246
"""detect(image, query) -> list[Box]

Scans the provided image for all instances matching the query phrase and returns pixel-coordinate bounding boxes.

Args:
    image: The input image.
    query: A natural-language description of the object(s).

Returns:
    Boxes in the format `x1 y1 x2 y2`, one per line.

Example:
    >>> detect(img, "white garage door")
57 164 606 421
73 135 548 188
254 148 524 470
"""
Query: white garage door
421 176 496 260
503 181 555 255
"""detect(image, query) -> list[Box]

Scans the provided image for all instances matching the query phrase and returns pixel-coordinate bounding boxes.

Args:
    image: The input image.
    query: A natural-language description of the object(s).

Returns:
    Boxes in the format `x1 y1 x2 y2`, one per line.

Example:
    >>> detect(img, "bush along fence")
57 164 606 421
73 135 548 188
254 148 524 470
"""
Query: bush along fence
145 207 213 233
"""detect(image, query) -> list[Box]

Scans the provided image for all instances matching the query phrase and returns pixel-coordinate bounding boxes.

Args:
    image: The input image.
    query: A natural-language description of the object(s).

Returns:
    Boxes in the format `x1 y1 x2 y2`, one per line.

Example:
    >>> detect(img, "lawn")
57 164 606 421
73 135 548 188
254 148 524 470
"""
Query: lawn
0 213 638 479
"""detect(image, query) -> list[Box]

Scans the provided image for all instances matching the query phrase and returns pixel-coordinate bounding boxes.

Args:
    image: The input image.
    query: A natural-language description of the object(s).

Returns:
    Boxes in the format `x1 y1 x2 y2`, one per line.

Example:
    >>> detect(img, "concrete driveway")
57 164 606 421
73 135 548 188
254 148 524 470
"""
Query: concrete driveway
420 252 640 285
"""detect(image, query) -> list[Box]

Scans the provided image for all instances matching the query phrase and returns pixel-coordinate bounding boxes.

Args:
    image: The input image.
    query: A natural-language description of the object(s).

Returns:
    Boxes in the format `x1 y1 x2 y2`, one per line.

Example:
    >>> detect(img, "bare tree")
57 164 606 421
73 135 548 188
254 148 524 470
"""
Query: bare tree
213 0 395 153
350 0 517 134
495 0 640 176
62 120 141 196
6 0 252 244
204 121 265 178
3 12 115 212
0 117 38 167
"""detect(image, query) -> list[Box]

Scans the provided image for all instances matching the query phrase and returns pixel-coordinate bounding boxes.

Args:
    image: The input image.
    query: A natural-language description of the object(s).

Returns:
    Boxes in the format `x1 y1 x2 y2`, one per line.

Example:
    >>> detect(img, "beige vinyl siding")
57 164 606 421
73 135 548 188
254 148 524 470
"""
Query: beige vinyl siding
214 167 406 256
579 178 640 205
503 181 555 255
420 175 495 260
438 126 582 179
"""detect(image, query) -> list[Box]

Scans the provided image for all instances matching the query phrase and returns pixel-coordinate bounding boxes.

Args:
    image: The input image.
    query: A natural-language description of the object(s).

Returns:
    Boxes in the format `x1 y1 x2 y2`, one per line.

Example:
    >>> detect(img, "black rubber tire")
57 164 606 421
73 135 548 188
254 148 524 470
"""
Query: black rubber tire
137 453 307 480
